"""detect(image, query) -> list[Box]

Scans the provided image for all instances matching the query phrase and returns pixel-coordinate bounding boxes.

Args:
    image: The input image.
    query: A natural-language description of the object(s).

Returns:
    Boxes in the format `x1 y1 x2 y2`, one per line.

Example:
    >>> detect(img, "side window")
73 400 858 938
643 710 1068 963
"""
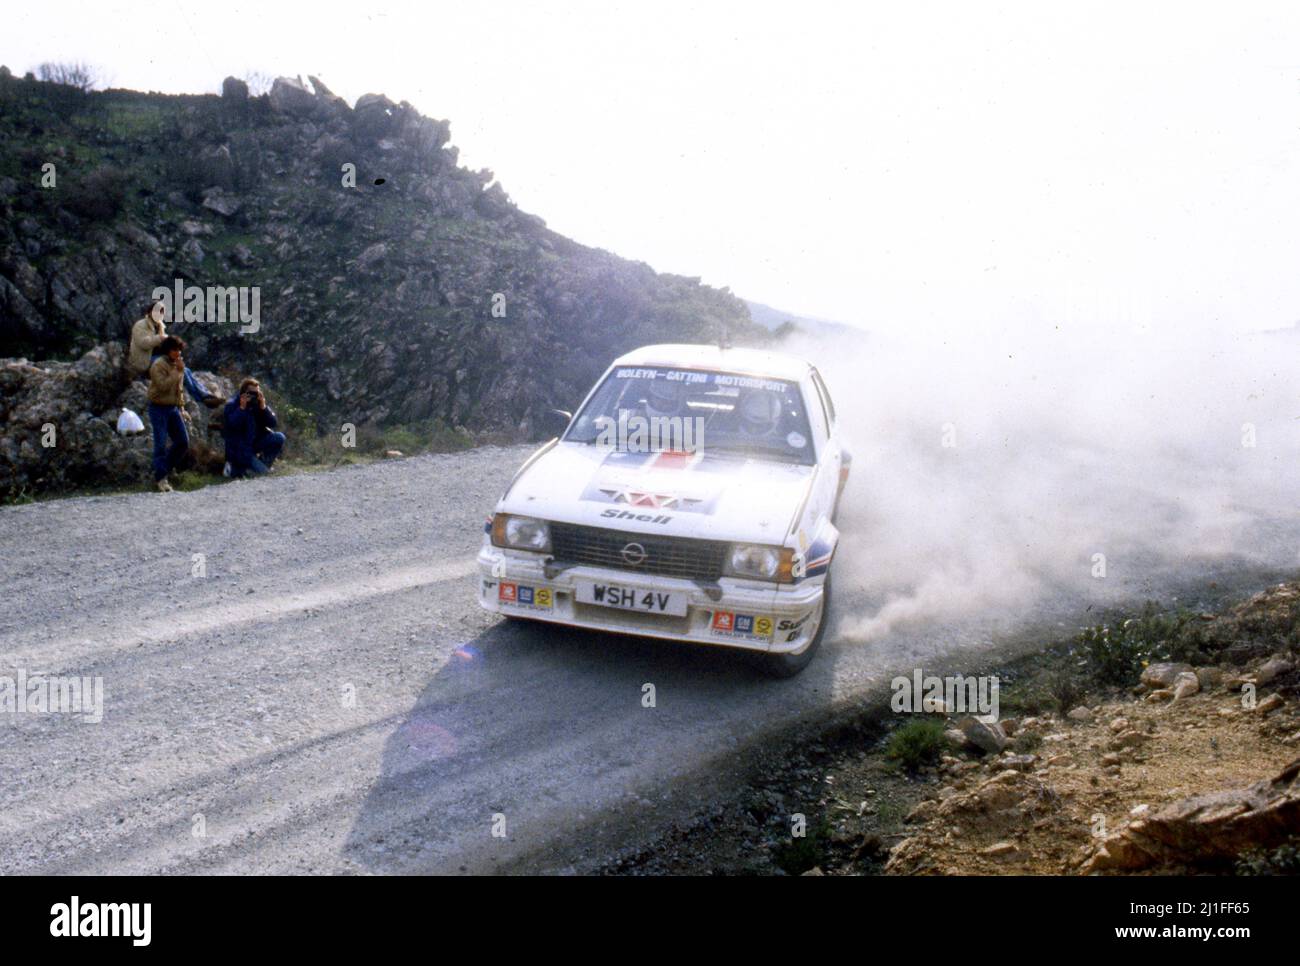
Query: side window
810 369 835 432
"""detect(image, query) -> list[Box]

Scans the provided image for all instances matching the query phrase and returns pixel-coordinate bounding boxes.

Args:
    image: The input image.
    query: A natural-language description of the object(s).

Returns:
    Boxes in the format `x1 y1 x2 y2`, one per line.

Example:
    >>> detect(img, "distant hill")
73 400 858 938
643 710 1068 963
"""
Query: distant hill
744 299 863 341
0 70 767 435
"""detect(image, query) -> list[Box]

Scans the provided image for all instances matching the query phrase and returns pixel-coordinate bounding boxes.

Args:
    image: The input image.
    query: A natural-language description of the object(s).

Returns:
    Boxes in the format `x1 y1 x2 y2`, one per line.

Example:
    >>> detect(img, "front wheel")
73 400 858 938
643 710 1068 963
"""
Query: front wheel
759 573 832 678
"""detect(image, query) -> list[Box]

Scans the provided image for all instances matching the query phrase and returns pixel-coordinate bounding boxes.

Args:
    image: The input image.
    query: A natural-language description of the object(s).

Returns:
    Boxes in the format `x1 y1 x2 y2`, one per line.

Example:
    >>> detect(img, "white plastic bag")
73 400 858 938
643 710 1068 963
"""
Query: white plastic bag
116 408 145 435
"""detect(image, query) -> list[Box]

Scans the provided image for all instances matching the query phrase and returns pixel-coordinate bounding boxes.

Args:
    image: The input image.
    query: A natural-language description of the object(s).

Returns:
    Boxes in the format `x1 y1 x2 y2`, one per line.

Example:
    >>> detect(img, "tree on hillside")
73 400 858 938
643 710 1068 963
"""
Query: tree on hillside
243 71 273 96
34 61 99 92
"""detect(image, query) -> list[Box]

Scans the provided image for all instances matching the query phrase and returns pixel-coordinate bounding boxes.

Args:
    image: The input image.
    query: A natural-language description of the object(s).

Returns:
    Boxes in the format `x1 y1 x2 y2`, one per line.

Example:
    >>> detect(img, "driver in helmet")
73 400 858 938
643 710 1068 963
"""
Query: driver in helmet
737 388 782 438
643 377 686 420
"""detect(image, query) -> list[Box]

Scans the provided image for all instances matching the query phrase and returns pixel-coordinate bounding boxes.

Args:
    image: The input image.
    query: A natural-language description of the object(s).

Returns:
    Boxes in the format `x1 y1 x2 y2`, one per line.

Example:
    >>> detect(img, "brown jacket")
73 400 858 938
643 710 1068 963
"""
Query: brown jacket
129 315 166 375
148 355 186 407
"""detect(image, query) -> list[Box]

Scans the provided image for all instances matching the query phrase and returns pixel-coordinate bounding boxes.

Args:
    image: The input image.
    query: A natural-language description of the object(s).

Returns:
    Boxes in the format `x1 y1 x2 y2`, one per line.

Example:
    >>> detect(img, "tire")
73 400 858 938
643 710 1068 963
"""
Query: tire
759 572 832 678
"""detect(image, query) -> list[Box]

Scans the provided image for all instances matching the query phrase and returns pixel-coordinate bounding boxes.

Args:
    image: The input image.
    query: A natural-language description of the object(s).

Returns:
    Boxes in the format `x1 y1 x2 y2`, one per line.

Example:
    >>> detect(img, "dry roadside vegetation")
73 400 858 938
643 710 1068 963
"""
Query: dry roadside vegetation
885 582 1300 875
606 580 1300 876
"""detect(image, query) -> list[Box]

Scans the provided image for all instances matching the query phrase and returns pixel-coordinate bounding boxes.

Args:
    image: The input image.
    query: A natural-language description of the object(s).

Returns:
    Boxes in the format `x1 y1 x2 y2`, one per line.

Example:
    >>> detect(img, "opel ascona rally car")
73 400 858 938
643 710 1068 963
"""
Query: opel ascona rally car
477 344 848 676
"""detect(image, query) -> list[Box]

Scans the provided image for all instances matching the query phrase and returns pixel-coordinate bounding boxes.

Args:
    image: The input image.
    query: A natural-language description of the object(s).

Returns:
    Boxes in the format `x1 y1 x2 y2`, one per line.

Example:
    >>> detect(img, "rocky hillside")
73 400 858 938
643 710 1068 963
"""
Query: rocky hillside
0 69 763 443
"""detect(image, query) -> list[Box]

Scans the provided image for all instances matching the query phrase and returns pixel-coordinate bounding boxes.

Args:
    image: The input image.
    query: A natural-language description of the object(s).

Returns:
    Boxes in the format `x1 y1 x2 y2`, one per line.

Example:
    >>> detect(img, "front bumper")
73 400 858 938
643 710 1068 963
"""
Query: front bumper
477 544 825 654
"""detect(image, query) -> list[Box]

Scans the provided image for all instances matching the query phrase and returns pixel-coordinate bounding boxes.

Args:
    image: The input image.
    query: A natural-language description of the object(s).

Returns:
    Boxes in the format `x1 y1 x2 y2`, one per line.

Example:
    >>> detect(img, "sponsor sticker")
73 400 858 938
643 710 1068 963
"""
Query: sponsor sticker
710 610 774 641
777 611 812 641
777 612 812 633
498 582 553 611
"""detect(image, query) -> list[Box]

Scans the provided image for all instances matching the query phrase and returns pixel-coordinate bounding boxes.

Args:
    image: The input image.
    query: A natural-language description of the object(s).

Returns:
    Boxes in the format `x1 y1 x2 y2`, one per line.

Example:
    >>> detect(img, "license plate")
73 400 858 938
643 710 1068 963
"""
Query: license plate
576 580 688 616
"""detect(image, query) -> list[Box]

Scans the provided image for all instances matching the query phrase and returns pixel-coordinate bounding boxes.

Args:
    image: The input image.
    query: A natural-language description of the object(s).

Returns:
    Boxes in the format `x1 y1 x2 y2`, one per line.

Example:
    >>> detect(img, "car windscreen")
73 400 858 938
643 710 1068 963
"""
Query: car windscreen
565 366 816 465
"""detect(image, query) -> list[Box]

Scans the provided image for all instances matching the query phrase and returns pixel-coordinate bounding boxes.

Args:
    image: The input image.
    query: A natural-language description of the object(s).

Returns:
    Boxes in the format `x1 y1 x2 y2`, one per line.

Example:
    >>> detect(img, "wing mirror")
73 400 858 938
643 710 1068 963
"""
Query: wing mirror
542 408 573 438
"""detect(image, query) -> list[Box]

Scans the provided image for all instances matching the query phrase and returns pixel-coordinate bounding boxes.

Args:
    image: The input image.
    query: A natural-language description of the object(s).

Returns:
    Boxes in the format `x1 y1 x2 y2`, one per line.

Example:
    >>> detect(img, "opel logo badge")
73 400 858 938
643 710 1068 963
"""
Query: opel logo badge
621 542 648 566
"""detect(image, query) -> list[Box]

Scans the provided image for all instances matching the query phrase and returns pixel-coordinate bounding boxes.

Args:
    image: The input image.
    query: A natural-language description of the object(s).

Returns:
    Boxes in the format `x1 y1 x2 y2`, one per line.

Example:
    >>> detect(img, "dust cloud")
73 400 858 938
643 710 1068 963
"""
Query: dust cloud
786 322 1300 642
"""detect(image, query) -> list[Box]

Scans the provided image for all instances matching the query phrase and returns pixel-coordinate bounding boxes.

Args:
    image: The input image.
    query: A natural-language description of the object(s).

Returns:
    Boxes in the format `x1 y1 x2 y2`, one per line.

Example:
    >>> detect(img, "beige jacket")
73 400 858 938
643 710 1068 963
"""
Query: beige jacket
147 355 186 407
128 315 166 375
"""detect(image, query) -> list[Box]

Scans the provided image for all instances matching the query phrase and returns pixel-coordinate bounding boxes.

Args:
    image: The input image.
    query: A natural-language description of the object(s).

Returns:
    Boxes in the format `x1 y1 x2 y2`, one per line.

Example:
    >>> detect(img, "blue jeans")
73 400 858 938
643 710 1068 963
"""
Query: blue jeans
148 404 189 481
182 366 211 403
232 432 285 477
256 431 285 467
233 454 271 478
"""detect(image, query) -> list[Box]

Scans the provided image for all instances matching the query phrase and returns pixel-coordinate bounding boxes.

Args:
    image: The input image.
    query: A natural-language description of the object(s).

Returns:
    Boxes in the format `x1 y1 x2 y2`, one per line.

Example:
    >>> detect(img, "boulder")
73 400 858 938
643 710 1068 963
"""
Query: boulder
306 75 350 117
1256 694 1285 715
201 188 242 218
221 76 249 101
180 238 206 264
1172 672 1200 700
1195 666 1223 690
1256 656 1294 685
1083 757 1300 873
353 92 401 140
0 342 234 498
957 716 1008 754
196 144 236 190
307 74 336 97
943 727 971 751
401 114 451 156
1140 662 1195 690
475 180 514 219
269 76 319 117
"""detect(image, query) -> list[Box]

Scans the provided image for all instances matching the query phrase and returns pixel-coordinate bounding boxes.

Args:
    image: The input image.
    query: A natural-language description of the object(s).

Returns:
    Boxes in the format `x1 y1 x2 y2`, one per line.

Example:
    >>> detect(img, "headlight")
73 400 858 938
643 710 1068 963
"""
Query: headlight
491 513 551 552
724 543 795 582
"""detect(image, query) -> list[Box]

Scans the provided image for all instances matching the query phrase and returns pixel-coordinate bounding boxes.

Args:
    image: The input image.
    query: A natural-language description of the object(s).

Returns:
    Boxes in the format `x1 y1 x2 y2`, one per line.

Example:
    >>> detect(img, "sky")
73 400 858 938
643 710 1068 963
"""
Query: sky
5 0 1300 336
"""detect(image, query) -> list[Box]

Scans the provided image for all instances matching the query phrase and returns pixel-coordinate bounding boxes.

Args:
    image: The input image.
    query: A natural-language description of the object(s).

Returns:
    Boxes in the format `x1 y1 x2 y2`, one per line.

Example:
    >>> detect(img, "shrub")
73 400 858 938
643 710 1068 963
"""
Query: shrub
1076 602 1206 686
1236 837 1300 876
1045 668 1088 713
885 719 947 772
64 166 130 221
771 818 831 876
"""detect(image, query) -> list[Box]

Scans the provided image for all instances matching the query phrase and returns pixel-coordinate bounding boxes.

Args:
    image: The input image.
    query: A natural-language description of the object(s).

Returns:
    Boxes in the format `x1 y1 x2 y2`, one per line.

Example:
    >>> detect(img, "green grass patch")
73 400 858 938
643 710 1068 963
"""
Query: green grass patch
171 470 226 492
885 718 947 772
771 818 832 876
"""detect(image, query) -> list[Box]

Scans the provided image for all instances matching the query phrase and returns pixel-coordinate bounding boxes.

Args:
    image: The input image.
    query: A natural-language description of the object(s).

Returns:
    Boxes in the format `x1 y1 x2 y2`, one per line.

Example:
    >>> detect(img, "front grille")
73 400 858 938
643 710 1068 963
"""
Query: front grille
550 523 727 582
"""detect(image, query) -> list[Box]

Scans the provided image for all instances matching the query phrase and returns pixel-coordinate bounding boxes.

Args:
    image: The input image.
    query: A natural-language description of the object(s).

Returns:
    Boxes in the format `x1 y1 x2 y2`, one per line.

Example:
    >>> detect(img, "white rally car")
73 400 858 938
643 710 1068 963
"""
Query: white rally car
477 343 848 676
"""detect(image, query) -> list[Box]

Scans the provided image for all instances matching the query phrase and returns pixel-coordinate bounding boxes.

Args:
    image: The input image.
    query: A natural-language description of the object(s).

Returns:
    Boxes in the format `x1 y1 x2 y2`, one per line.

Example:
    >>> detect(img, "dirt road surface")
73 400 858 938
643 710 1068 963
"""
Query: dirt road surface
1 445 1295 874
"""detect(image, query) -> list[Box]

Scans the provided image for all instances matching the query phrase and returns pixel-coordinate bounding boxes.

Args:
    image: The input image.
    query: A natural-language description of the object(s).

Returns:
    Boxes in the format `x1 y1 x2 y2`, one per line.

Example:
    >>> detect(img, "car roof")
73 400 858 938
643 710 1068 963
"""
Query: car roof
610 343 813 382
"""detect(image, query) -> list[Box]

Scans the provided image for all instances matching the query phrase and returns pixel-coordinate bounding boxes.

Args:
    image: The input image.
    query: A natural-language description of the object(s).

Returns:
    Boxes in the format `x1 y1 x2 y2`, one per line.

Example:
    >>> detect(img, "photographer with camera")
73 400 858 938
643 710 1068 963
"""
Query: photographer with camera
221 378 286 478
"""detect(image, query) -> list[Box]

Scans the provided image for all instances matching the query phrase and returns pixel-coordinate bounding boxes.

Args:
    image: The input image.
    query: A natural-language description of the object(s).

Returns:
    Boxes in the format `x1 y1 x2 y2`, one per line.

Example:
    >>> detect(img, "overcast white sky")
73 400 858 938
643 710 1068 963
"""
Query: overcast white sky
5 1 1300 336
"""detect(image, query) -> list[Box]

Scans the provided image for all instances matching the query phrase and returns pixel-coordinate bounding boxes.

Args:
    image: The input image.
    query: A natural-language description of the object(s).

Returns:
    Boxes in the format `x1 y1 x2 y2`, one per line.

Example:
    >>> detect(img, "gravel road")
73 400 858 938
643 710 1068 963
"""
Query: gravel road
1 445 1295 875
